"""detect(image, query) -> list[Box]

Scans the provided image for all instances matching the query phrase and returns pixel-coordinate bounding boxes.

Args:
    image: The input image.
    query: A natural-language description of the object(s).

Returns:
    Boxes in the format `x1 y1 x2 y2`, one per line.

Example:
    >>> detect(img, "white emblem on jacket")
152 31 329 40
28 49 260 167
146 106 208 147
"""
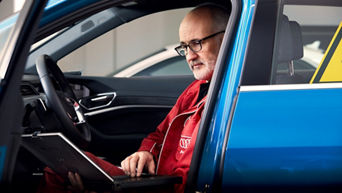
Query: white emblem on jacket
179 135 191 152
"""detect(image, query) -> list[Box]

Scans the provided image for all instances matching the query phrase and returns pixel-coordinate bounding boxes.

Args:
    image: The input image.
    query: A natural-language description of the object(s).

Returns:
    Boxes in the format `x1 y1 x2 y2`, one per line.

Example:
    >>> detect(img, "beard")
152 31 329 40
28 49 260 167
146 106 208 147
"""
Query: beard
189 59 215 80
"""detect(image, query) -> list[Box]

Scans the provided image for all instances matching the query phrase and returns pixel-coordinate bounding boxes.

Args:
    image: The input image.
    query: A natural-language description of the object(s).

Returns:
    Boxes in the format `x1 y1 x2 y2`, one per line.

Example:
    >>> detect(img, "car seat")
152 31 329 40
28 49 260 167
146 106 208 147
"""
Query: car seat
275 15 314 84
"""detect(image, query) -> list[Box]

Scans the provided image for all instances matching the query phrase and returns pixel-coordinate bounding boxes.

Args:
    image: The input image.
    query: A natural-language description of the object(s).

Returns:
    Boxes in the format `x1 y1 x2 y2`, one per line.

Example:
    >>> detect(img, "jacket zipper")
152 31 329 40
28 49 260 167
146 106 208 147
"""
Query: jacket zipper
156 97 207 173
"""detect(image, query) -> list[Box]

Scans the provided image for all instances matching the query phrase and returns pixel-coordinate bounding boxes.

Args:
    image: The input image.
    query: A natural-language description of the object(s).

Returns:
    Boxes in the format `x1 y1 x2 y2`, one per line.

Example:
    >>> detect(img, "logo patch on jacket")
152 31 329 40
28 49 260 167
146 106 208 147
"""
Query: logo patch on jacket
179 135 191 150
176 135 192 160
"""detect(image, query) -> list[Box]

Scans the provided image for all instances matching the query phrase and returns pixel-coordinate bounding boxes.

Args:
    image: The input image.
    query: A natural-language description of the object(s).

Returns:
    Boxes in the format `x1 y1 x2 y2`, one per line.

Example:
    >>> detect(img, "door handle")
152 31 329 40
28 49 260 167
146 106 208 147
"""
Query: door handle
79 92 116 111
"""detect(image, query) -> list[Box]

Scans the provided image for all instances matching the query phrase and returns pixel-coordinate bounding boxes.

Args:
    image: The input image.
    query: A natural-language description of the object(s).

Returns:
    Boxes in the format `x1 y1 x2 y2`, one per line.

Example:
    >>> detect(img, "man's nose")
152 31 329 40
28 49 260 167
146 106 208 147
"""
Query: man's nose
186 48 198 61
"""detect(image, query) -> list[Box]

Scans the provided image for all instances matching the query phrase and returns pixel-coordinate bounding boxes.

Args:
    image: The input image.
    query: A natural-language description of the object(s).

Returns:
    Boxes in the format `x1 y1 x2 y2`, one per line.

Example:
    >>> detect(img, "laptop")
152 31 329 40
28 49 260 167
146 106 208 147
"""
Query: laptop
21 132 181 191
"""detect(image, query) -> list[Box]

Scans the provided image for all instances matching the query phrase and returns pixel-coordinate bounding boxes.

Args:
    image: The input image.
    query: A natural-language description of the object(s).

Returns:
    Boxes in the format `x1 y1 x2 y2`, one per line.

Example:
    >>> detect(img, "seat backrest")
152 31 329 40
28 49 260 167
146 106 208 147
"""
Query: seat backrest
275 15 308 84
276 15 303 63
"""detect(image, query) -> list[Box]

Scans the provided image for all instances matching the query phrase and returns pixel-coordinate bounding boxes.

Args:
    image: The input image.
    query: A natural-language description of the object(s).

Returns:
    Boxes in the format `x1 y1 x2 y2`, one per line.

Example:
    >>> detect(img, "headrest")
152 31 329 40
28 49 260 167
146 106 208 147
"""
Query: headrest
276 15 303 63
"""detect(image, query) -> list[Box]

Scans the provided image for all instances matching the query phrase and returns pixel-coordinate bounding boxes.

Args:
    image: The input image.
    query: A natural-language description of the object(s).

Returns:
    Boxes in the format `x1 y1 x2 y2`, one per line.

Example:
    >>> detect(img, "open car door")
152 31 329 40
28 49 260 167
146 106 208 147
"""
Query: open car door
0 0 47 191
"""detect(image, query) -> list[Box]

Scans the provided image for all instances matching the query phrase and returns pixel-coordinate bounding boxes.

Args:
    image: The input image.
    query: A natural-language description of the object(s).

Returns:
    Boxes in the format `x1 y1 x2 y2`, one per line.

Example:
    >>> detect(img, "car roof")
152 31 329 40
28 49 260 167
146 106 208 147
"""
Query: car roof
1 0 230 57
36 0 229 41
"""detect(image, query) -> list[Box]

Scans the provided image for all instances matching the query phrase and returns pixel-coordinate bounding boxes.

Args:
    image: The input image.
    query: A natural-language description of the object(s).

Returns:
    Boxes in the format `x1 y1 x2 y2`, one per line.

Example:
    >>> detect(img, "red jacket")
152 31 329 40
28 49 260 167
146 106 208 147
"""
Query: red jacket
138 80 208 192
38 80 208 193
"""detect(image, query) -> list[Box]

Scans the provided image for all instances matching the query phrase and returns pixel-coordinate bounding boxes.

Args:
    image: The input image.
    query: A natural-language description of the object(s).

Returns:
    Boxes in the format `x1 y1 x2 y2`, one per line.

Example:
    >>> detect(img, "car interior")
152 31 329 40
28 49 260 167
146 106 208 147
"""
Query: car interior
12 0 230 192
8 0 342 192
274 14 307 84
241 1 339 86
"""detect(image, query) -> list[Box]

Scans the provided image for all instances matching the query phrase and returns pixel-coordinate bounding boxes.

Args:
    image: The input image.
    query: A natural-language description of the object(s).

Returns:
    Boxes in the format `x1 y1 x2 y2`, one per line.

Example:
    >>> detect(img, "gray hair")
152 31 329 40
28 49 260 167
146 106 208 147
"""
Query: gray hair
192 3 230 31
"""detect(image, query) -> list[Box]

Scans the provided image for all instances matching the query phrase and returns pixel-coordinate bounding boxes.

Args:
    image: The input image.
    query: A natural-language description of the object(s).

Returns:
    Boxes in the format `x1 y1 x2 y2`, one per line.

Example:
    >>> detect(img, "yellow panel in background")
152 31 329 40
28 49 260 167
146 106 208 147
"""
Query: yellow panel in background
320 39 342 82
310 22 342 83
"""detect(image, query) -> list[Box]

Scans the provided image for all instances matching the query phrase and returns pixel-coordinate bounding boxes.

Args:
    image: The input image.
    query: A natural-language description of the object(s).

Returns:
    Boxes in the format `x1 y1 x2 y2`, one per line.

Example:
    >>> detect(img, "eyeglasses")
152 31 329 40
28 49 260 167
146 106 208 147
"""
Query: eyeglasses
175 31 225 56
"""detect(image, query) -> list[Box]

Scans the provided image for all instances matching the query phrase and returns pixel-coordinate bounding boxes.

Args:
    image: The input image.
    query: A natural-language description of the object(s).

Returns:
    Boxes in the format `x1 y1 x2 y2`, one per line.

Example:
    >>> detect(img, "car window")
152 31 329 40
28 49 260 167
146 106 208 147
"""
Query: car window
134 56 191 77
57 8 192 77
273 4 342 84
242 3 342 86
0 15 17 71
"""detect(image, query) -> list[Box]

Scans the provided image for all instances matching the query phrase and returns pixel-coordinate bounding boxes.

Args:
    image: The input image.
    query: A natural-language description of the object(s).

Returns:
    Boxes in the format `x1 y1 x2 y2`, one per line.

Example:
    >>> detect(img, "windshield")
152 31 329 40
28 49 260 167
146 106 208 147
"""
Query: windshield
0 0 22 79
0 0 68 78
0 15 18 63
0 0 66 56
0 15 18 53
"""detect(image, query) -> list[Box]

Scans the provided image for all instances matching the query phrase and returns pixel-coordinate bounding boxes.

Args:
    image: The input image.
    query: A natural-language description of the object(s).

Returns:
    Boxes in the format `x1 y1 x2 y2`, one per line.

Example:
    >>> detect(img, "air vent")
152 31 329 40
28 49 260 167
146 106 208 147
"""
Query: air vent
21 84 39 96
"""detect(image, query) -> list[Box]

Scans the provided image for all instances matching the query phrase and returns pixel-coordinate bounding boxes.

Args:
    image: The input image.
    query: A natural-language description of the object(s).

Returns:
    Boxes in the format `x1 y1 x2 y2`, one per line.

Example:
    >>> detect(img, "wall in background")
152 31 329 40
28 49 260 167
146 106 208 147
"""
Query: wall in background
58 8 190 76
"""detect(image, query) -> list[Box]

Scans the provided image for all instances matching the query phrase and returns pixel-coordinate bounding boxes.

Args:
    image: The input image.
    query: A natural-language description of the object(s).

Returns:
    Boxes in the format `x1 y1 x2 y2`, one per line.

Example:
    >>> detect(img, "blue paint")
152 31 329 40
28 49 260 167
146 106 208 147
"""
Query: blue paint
229 88 342 148
0 146 6 181
223 147 342 185
0 0 96 30
197 0 256 191
46 0 67 9
40 0 103 26
222 88 342 187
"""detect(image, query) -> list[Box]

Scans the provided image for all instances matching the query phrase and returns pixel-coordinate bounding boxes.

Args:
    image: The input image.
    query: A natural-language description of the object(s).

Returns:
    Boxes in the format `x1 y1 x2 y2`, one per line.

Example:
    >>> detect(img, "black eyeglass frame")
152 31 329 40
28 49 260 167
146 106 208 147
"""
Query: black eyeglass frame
175 30 225 56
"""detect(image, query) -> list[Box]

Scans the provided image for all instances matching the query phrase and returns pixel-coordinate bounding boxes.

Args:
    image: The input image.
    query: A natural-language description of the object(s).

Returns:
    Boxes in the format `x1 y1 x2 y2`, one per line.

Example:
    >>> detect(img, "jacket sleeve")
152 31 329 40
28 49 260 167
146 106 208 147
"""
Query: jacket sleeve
137 81 198 160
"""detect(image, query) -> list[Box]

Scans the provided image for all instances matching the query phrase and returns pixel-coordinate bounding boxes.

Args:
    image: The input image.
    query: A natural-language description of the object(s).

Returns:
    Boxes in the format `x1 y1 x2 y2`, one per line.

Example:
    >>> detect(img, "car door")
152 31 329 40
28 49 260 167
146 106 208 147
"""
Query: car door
219 0 342 192
185 0 342 192
0 0 48 189
67 75 194 164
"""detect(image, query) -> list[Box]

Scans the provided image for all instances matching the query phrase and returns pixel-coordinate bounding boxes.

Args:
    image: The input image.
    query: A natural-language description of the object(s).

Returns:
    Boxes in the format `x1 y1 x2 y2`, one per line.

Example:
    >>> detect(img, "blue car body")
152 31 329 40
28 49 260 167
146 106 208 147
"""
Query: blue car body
198 0 256 189
1 0 342 192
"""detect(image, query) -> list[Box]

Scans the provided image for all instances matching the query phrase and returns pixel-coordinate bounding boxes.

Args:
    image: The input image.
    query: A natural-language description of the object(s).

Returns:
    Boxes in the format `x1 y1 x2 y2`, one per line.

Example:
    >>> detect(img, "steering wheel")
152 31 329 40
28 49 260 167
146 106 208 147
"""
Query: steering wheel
36 54 91 146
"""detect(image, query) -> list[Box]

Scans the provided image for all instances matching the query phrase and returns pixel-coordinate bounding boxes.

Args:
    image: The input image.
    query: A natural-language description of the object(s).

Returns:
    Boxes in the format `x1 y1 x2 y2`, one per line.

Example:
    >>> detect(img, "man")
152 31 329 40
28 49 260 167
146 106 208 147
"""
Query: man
120 4 228 192
38 3 229 193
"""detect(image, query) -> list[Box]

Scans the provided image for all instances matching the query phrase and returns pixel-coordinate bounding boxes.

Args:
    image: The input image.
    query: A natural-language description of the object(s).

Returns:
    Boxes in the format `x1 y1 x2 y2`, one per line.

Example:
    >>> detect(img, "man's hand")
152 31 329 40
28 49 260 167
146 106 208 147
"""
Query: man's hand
121 151 155 177
68 172 85 193
68 172 97 193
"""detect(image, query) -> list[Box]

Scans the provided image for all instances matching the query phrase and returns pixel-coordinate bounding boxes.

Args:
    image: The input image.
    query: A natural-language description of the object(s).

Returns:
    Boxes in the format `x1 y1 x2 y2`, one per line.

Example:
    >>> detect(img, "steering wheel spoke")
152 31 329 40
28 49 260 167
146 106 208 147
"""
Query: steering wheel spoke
36 54 91 146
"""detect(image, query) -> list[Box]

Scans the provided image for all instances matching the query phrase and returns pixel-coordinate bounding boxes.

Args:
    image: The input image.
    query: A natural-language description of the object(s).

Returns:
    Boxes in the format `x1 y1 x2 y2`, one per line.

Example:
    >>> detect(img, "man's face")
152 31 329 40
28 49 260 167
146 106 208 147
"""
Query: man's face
179 10 223 80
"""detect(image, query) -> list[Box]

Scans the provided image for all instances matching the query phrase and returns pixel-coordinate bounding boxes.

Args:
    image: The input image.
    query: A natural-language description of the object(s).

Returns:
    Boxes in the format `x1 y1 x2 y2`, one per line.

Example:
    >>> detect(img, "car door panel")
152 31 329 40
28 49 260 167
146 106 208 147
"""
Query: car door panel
222 85 342 191
0 0 48 189
67 75 194 163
